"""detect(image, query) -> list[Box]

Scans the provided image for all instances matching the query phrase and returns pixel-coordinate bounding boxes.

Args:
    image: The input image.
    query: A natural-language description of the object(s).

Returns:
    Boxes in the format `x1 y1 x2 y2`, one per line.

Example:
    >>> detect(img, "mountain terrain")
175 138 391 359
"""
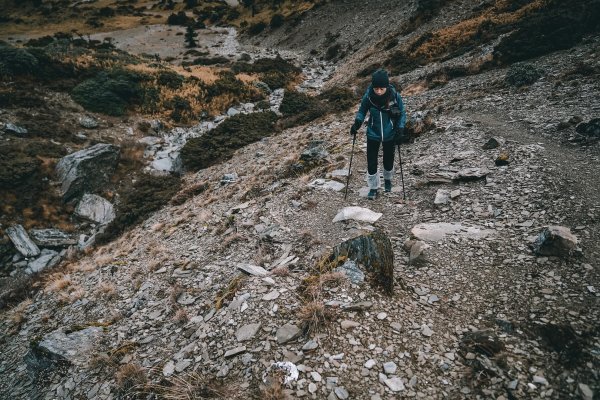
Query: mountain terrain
0 0 599 399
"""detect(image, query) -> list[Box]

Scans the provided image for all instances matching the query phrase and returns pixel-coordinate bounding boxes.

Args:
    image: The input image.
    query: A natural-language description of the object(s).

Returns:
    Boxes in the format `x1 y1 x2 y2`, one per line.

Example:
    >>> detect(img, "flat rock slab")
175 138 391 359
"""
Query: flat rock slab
276 323 300 344
411 222 494 242
237 263 268 277
333 206 382 223
236 323 261 342
26 249 60 274
308 179 345 192
6 225 40 257
25 327 103 374
30 229 77 247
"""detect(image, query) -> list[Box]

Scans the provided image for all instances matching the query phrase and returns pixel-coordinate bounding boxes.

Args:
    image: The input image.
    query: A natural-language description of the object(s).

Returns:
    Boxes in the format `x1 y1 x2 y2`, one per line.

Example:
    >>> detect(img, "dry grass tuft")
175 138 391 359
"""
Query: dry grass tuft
173 308 189 325
215 274 245 310
115 363 147 394
8 298 32 331
260 380 289 400
297 300 335 336
169 285 185 305
97 282 118 300
147 372 235 399
45 273 72 293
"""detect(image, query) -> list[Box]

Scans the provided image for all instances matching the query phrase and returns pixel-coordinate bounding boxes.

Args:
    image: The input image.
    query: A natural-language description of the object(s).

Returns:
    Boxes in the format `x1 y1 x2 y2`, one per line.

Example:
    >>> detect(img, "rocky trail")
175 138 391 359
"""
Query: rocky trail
1 1 599 399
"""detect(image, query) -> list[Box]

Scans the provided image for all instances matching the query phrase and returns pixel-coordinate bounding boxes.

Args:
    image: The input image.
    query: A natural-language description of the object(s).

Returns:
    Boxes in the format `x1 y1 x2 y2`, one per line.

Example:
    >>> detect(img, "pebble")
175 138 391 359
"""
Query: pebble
384 377 405 392
383 362 397 374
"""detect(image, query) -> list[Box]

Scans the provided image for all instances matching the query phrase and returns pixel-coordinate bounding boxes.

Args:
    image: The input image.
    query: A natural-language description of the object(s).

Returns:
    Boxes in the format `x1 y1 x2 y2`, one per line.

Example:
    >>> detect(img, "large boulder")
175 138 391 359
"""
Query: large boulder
55 144 120 201
6 225 40 257
74 193 115 225
532 226 578 257
25 327 103 376
330 229 394 294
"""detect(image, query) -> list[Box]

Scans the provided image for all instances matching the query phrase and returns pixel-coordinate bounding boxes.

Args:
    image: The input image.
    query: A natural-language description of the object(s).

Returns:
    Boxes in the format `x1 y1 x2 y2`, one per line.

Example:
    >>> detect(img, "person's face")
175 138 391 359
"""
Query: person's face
374 87 387 96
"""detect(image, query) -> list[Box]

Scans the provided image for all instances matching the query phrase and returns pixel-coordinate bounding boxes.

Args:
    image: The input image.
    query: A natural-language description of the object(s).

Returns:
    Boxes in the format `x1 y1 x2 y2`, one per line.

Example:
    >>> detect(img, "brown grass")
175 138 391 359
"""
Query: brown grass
97 282 118 300
260 380 289 400
173 308 189 325
45 273 72 293
297 300 335 336
215 274 245 310
116 363 147 394
147 373 236 399
270 266 290 277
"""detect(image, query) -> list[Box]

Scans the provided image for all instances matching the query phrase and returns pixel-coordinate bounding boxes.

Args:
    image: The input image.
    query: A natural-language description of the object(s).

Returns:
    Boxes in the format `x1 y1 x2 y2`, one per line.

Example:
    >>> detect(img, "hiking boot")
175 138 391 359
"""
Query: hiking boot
367 189 378 200
384 179 392 192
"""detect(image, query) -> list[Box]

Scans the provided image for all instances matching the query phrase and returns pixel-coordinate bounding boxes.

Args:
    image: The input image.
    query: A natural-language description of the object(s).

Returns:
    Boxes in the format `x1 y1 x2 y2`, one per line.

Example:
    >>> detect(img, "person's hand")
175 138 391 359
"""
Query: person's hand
394 127 407 144
350 120 361 137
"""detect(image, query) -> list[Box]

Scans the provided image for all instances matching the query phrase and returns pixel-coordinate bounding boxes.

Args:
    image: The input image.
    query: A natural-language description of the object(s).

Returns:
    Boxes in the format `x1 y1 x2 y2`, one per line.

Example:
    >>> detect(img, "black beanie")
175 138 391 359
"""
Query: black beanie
372 69 389 88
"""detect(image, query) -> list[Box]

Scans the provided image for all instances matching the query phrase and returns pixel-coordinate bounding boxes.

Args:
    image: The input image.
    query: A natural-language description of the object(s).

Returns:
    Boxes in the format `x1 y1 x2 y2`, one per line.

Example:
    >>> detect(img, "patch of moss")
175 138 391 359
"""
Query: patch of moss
96 174 181 244
181 111 279 171
505 63 543 87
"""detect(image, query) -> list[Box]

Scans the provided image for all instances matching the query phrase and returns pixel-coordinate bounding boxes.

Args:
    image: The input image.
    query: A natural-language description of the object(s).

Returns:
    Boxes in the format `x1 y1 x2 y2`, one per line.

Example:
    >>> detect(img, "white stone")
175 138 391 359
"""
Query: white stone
236 323 261 342
333 207 382 223
364 359 376 369
237 263 268 277
383 362 397 374
75 194 115 225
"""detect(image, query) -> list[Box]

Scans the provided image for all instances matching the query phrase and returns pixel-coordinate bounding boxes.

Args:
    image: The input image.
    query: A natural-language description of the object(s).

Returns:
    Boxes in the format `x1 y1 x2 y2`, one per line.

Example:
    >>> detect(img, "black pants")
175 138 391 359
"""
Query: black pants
367 138 395 175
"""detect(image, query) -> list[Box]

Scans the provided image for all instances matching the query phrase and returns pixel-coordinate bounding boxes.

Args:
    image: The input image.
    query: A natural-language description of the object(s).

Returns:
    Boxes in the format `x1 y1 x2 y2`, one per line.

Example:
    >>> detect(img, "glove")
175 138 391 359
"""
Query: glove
350 120 362 137
394 127 407 145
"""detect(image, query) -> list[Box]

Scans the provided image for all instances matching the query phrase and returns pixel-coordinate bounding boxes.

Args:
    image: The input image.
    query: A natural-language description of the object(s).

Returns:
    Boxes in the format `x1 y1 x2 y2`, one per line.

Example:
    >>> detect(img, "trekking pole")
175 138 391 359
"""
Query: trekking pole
397 143 407 200
344 133 357 200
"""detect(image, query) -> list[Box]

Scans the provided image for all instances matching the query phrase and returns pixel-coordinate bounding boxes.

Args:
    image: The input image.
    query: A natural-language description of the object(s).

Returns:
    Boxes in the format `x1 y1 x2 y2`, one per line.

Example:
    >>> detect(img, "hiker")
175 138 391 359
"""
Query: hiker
350 69 406 200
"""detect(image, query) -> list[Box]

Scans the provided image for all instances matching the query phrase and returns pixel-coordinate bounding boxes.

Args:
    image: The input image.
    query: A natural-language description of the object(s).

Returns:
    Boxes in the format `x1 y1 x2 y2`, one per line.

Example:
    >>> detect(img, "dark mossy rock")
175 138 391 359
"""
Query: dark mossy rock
505 63 543 87
70 70 147 116
181 111 279 171
330 229 395 294
96 174 181 244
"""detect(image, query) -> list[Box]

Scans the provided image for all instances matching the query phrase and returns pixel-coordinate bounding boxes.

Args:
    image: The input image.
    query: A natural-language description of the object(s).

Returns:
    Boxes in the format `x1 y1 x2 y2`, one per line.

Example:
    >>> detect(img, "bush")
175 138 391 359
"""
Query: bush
260 70 288 90
71 70 146 116
168 96 192 122
97 174 181 244
181 112 278 171
505 63 543 87
270 14 284 29
280 90 328 127
248 22 267 35
167 11 192 26
325 43 342 61
0 45 38 77
204 71 259 101
157 70 184 89
318 87 355 112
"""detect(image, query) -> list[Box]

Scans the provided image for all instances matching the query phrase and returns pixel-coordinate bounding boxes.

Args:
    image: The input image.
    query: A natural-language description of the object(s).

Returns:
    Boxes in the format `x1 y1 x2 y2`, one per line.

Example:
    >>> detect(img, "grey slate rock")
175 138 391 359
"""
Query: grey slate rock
5 123 28 135
25 327 103 376
26 249 60 274
29 229 77 247
532 226 578 257
55 143 120 201
330 229 394 294
334 260 365 284
276 323 300 344
6 225 40 257
74 194 115 225
236 323 261 342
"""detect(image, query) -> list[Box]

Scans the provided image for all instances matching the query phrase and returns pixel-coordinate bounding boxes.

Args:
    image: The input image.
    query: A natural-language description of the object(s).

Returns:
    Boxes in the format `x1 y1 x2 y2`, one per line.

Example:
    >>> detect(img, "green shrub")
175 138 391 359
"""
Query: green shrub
0 45 38 77
181 111 278 171
96 174 181 244
280 90 318 115
203 71 261 103
169 96 192 122
157 70 184 89
280 90 328 128
318 87 355 112
232 56 301 75
71 70 146 116
188 56 229 66
248 22 267 35
260 70 288 90
270 14 284 28
505 63 543 87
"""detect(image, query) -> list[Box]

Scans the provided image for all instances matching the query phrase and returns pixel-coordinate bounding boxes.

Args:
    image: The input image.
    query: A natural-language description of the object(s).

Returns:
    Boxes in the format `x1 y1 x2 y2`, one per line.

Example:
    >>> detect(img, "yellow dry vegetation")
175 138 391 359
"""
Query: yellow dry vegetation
411 0 546 60
232 0 319 26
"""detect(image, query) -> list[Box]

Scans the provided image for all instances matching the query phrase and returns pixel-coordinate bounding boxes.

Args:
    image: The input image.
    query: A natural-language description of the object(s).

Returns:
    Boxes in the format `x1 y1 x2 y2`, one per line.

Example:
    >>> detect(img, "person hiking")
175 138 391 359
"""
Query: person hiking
350 69 407 200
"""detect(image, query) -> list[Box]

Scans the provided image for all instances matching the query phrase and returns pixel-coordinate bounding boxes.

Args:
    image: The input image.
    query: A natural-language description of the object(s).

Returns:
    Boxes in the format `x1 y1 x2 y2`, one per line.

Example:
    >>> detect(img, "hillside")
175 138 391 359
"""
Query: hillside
0 0 599 399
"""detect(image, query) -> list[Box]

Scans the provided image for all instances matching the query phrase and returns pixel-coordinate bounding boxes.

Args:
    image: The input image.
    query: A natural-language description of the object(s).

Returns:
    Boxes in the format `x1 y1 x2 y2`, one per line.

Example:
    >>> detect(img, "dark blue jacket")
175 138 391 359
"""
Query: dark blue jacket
354 84 406 142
